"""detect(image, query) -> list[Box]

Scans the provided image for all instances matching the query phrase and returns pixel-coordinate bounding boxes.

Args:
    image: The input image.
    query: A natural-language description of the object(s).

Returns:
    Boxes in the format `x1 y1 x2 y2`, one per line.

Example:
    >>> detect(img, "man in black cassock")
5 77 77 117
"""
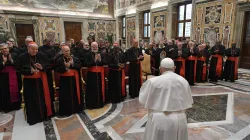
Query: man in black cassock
0 44 21 112
224 43 240 82
16 42 53 125
151 43 161 76
55 45 82 116
209 41 225 82
196 44 209 83
7 39 19 54
185 41 199 85
85 42 105 109
39 39 56 111
174 42 188 77
46 41 61 69
18 37 33 55
108 42 126 103
127 39 144 98
80 42 90 67
165 40 177 59
39 39 52 53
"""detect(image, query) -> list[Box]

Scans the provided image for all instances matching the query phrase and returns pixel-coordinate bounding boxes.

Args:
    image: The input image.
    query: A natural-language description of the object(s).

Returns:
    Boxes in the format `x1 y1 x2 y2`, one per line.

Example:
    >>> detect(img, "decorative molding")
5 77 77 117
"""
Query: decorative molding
224 2 233 24
196 7 203 26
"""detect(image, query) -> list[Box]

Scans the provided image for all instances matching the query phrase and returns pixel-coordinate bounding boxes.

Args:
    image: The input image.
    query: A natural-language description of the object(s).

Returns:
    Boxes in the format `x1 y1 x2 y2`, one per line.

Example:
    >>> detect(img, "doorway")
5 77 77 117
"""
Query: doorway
64 22 82 43
240 11 250 69
15 24 35 47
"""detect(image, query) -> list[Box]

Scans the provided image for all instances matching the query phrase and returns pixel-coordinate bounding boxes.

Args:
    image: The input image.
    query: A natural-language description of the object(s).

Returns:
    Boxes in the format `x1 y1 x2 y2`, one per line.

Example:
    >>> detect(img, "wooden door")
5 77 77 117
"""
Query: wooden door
15 24 35 47
64 22 82 42
240 11 250 69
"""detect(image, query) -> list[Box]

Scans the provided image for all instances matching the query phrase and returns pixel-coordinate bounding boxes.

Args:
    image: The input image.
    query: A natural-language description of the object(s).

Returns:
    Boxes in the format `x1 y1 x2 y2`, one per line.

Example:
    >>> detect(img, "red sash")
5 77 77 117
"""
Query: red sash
88 66 105 102
227 57 239 80
212 54 223 77
24 72 52 117
187 56 197 82
0 66 19 103
197 56 207 81
109 68 126 96
59 70 81 104
175 57 185 77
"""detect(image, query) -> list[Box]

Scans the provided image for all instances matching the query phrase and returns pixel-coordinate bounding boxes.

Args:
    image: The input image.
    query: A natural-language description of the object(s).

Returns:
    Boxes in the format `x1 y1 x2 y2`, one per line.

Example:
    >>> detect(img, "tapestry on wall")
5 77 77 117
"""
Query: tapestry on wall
154 15 164 28
44 20 56 30
205 5 222 24
88 22 96 31
0 0 109 14
154 30 164 43
204 27 220 47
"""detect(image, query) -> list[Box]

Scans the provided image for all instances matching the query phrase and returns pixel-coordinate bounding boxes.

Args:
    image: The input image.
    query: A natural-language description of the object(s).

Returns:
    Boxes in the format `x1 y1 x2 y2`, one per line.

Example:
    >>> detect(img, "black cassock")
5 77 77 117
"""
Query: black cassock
185 47 199 85
126 47 143 98
196 50 209 83
17 52 52 125
85 52 105 109
45 47 61 69
209 45 225 82
55 55 82 116
223 48 240 82
108 48 126 103
165 45 177 59
0 53 21 112
151 48 161 76
174 48 188 76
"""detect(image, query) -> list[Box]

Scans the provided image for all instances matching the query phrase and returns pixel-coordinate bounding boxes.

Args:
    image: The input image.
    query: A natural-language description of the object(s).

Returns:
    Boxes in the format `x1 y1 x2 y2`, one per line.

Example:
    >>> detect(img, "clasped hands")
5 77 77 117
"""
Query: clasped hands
65 57 74 68
95 54 101 62
138 55 144 60
2 54 13 65
31 63 43 73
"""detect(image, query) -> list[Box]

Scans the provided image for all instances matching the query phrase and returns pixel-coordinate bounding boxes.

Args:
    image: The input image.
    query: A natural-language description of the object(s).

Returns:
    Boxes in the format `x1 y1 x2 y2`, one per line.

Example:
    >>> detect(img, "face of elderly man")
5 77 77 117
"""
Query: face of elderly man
0 44 9 56
177 43 183 50
133 40 139 48
28 43 38 56
62 46 71 58
91 42 98 53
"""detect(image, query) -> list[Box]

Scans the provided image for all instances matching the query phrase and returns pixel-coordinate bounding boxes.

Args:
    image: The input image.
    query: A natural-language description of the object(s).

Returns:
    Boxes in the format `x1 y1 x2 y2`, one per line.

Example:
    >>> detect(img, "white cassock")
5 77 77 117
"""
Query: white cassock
139 71 193 140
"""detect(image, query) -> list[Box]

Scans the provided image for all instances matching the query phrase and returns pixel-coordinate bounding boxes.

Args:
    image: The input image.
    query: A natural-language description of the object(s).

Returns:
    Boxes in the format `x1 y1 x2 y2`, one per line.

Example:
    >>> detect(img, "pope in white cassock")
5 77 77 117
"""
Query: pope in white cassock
139 58 193 140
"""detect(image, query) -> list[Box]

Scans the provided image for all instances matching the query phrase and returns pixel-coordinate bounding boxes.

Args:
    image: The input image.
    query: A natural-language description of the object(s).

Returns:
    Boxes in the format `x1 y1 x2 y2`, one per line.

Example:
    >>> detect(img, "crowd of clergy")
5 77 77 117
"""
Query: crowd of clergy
0 36 240 125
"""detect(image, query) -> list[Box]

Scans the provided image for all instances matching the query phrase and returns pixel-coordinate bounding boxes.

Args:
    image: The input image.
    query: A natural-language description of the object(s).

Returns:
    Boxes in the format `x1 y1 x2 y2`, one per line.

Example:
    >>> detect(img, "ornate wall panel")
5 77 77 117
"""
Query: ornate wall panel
151 11 167 43
224 2 233 24
38 17 61 45
126 17 136 47
87 20 116 43
196 7 203 26
193 0 236 48
0 14 10 43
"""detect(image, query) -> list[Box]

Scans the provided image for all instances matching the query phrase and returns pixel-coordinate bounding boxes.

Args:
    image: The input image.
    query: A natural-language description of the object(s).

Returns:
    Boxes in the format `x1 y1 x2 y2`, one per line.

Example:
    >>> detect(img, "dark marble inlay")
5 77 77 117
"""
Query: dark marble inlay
78 112 113 140
187 94 228 122
243 134 250 140
212 81 250 92
92 104 117 123
141 122 147 128
43 120 57 140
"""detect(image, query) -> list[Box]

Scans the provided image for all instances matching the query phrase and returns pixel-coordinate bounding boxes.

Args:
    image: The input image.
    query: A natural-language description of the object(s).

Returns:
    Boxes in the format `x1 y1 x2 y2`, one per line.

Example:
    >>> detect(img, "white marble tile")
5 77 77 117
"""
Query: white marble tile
106 126 123 140
51 118 61 140
12 110 46 140
94 103 123 130
227 125 250 140
0 132 3 140
76 114 95 140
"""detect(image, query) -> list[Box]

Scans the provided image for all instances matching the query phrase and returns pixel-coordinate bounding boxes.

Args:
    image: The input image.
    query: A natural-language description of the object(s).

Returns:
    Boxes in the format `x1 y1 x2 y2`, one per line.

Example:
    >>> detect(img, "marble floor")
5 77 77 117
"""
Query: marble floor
1 69 250 140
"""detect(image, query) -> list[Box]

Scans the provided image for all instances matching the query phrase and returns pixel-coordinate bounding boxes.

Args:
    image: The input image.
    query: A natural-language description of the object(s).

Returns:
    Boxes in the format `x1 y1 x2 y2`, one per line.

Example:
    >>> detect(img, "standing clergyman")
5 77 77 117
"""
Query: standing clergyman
139 58 193 140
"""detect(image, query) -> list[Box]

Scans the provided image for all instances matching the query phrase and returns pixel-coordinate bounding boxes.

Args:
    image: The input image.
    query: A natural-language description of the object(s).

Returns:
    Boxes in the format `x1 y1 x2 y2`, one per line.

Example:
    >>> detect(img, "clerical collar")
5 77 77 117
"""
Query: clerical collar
162 70 173 75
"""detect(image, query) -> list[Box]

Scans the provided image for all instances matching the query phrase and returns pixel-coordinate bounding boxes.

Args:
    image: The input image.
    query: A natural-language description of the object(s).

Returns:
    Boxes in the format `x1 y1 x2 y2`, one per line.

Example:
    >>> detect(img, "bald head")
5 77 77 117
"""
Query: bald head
61 45 70 57
25 37 33 46
133 39 138 48
28 42 38 56
91 42 98 53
